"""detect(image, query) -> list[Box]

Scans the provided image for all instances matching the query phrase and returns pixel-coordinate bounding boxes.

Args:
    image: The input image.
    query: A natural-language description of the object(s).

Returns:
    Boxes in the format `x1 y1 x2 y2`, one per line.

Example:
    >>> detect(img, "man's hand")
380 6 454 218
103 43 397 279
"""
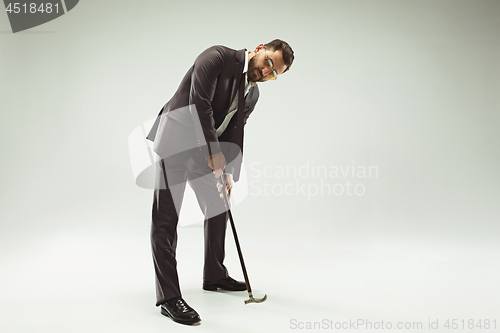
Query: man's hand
208 151 227 178
217 173 233 199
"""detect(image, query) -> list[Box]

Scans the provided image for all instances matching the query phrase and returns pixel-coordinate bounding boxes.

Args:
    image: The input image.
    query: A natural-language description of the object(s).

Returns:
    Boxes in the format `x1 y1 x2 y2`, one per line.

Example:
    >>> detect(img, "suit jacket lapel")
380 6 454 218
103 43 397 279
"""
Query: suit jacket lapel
235 72 245 149
229 49 246 107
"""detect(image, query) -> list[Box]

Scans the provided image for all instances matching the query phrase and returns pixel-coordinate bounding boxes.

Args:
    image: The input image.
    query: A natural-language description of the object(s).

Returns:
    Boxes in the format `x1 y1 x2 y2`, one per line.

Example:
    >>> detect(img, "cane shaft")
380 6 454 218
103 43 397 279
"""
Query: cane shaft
219 176 253 294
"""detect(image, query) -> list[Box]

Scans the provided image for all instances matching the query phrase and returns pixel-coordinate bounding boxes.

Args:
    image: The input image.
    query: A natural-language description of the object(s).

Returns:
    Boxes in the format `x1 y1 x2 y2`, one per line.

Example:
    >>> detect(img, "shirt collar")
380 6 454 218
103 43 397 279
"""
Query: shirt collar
243 50 249 73
244 50 256 88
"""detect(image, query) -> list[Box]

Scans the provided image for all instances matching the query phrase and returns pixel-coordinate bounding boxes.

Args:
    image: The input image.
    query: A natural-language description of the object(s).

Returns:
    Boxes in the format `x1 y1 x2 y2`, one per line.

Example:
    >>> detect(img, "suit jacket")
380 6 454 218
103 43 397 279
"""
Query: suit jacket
147 46 259 182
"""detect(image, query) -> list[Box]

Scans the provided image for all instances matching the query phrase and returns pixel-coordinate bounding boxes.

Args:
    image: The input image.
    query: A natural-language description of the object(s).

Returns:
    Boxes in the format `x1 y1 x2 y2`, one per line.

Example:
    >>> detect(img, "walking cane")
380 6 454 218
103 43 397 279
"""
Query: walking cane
218 174 267 304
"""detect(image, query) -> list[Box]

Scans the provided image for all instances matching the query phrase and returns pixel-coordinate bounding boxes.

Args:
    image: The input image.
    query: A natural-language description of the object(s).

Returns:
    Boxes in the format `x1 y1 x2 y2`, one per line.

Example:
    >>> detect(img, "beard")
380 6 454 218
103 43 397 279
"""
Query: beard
246 56 264 83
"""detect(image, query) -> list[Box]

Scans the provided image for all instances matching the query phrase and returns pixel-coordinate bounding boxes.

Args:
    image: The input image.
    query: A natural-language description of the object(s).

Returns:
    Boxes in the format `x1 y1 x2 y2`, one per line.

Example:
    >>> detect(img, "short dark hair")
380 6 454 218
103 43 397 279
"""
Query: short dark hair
265 39 294 74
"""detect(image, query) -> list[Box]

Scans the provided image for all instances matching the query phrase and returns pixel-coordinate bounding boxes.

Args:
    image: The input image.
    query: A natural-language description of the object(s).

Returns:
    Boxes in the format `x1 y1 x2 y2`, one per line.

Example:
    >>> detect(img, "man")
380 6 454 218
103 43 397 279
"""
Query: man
146 39 294 325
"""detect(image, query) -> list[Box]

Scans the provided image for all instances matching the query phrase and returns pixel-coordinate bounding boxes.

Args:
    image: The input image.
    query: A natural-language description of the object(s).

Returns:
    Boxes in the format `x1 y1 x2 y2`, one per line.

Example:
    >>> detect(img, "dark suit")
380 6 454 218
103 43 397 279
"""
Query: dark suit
147 46 259 306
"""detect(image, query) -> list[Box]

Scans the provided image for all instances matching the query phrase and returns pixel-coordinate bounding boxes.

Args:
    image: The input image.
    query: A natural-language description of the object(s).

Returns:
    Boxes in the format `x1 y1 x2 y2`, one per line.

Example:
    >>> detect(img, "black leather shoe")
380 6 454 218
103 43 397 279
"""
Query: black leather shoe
203 276 247 291
160 298 201 325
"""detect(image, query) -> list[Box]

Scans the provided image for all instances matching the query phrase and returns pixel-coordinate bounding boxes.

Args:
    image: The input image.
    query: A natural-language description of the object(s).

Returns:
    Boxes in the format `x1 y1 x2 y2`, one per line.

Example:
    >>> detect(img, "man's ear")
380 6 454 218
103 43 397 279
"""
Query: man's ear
253 44 265 53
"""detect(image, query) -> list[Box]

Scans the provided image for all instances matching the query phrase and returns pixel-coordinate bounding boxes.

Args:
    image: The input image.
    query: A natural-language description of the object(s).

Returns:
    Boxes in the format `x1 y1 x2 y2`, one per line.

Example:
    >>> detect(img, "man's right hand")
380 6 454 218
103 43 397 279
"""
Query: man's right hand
208 152 227 178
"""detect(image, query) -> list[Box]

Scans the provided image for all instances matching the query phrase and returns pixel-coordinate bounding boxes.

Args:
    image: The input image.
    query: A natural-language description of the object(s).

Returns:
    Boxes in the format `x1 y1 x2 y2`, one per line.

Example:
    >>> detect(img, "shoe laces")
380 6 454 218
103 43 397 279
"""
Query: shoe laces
176 299 189 312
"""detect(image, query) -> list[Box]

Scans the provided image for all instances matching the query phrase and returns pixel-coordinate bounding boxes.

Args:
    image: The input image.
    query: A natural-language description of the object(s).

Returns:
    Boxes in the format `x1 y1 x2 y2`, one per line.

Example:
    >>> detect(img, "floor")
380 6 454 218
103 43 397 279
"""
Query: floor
1 219 499 333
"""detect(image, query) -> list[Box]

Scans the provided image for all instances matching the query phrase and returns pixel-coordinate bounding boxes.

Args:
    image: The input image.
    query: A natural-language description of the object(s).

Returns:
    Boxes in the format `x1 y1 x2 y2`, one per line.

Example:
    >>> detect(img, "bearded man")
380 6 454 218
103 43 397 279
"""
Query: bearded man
146 39 294 325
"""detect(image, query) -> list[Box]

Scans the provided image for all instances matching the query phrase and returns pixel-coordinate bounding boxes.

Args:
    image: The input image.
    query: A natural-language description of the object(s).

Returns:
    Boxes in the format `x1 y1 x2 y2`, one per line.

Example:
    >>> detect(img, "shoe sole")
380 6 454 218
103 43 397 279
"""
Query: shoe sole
203 285 246 292
202 285 218 291
161 307 200 325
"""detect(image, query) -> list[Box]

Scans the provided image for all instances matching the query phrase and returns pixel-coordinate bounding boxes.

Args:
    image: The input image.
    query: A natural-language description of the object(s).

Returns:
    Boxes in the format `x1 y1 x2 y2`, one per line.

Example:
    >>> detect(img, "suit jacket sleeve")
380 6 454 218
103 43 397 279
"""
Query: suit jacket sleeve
223 86 259 179
189 46 225 156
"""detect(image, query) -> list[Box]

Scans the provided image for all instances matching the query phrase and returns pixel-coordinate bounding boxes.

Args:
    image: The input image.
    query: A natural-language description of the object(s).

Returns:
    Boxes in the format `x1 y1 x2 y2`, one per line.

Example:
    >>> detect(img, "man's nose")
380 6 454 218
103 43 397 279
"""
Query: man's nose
262 67 272 77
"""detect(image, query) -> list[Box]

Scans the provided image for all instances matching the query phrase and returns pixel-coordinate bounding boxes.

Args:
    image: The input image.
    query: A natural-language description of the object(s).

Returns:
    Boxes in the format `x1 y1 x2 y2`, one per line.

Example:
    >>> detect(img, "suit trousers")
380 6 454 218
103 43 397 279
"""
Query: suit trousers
151 152 229 306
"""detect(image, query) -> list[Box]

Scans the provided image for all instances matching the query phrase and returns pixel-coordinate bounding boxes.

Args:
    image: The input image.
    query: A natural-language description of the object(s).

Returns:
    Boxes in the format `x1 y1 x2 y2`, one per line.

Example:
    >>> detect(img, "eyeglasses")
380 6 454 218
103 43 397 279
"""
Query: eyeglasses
264 48 278 80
